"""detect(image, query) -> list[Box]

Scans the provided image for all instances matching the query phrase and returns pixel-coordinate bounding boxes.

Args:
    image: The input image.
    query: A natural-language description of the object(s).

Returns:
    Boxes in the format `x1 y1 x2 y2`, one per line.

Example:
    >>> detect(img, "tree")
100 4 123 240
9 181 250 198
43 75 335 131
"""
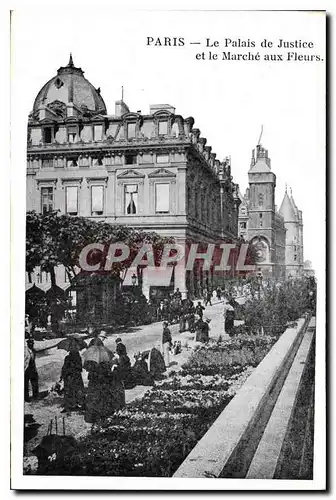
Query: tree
26 211 174 330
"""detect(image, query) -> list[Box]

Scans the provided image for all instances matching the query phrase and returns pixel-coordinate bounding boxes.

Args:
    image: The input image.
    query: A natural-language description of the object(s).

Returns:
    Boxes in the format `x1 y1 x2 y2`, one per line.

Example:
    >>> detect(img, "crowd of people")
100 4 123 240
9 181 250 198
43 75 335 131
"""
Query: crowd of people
24 330 172 423
24 286 237 422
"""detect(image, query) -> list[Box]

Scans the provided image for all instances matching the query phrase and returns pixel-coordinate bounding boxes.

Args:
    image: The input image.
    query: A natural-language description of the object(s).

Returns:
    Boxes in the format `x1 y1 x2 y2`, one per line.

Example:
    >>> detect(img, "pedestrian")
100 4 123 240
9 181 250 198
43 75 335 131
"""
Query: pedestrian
25 314 33 339
132 352 154 386
195 316 203 342
205 289 212 306
202 287 207 306
24 339 39 402
60 347 84 413
200 318 210 343
115 337 127 356
88 329 106 347
114 337 134 388
216 287 222 301
173 288 182 301
223 300 235 337
195 301 205 319
84 361 125 423
162 321 172 369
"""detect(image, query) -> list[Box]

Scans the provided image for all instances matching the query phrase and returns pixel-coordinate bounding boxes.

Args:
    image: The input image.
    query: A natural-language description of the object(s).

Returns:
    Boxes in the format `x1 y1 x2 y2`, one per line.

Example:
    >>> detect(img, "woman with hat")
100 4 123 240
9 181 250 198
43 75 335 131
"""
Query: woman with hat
60 346 84 413
114 338 135 389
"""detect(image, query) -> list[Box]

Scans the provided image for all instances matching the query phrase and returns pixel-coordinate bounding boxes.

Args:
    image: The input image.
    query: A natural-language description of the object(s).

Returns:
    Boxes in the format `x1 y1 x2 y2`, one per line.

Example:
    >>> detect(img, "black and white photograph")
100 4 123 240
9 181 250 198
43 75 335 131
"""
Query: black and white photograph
10 5 326 490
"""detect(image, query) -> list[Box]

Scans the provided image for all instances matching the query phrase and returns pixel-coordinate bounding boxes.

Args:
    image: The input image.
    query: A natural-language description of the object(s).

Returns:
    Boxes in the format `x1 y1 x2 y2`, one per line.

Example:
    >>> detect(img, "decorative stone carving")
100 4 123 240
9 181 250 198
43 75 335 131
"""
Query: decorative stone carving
47 100 67 118
117 169 145 179
148 168 176 178
198 137 207 153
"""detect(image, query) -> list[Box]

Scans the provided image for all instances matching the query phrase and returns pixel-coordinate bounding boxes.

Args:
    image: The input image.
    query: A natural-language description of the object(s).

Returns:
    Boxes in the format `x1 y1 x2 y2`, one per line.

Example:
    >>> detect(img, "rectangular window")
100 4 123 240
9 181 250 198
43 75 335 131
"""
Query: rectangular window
124 184 138 214
41 187 54 213
259 213 263 218
158 121 168 135
155 183 170 213
240 222 247 229
157 154 169 164
44 127 52 143
67 158 78 167
127 123 136 139
91 185 104 215
125 154 137 165
94 125 103 141
294 254 297 261
92 157 103 166
66 186 78 215
42 158 53 168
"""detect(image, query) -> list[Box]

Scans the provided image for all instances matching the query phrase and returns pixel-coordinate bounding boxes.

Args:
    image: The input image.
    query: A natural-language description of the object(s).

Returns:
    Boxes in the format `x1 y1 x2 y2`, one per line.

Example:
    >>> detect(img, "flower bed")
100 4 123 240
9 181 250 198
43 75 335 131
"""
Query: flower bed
181 335 276 376
38 335 275 477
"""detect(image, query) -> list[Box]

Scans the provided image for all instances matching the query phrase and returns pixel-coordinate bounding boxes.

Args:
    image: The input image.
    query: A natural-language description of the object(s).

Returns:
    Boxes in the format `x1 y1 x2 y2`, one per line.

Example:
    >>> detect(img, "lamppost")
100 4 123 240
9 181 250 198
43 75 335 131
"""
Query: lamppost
257 271 263 299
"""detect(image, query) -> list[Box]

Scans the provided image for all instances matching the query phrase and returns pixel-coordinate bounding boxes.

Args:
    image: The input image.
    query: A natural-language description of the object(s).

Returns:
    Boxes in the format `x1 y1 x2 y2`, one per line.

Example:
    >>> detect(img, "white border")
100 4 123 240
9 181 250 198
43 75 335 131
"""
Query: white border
8 0 328 493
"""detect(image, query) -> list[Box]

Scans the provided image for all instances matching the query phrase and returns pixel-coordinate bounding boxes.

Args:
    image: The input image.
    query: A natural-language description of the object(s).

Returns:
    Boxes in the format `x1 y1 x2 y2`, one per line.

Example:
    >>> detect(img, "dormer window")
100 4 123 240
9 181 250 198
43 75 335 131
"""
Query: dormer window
67 126 78 143
158 121 168 136
127 123 136 139
43 127 52 143
94 125 103 141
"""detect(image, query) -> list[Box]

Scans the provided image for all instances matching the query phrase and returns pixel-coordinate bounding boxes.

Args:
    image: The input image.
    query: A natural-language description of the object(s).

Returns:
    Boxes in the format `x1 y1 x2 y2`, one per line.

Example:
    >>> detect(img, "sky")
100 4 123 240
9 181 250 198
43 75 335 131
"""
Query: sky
11 8 325 276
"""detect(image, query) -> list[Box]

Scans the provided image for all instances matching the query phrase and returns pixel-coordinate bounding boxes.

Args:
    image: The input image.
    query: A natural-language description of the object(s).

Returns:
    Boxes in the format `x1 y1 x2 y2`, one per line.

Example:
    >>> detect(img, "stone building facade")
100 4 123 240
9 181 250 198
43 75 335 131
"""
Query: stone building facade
238 144 303 279
26 56 240 302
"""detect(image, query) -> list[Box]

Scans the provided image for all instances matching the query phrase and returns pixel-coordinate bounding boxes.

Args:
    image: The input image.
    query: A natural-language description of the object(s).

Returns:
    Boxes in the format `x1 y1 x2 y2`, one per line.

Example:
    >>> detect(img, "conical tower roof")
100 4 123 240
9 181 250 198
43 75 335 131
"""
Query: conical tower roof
279 188 297 222
289 188 300 218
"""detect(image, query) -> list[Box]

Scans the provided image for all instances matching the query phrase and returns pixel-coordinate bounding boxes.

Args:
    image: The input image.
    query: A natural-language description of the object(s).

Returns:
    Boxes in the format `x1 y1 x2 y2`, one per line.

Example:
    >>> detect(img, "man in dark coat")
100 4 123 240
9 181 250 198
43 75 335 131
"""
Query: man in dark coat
195 301 205 319
205 289 212 306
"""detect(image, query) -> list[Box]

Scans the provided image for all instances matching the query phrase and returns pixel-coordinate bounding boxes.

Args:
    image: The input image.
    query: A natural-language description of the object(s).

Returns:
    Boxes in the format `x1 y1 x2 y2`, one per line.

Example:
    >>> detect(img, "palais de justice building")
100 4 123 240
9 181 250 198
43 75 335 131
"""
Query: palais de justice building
26 56 241 301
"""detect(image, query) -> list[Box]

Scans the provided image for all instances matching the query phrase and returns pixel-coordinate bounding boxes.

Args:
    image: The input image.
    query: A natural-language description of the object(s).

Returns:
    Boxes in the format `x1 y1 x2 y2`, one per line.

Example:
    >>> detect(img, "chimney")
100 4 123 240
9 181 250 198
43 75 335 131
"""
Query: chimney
115 100 130 117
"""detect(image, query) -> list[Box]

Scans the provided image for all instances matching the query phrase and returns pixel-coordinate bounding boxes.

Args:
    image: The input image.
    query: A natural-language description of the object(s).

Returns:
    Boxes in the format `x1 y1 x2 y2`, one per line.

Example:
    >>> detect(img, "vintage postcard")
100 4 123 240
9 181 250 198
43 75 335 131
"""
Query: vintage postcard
10 6 326 490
